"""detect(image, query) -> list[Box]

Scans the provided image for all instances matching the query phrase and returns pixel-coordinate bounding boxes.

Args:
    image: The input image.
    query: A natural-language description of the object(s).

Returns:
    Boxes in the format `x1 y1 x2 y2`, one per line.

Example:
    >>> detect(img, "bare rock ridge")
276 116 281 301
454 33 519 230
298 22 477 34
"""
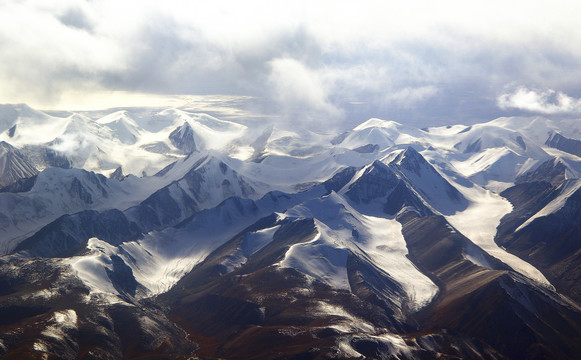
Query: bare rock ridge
0 140 38 188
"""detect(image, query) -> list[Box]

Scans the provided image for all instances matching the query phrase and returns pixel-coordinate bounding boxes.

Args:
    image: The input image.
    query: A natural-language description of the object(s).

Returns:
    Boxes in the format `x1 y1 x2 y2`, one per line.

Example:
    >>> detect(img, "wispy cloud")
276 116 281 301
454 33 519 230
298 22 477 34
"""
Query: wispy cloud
267 58 343 124
382 86 439 108
497 86 581 114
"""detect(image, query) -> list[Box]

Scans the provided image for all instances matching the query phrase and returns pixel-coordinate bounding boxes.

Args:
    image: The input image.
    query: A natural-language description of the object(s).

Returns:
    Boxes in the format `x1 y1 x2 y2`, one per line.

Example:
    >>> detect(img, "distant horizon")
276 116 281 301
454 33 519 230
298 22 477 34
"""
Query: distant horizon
2 100 579 134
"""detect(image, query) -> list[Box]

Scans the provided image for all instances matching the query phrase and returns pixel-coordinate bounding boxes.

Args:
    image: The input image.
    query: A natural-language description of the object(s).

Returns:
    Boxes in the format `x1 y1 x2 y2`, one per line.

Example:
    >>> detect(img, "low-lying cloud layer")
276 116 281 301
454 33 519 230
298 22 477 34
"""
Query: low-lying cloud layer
1 0 580 128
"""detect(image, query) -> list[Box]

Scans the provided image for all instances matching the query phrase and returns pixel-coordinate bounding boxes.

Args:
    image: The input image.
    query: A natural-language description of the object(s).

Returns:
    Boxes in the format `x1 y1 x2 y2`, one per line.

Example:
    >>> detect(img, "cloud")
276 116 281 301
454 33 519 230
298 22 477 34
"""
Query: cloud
267 58 342 124
497 86 581 114
382 86 439 108
47 90 258 119
1 1 581 128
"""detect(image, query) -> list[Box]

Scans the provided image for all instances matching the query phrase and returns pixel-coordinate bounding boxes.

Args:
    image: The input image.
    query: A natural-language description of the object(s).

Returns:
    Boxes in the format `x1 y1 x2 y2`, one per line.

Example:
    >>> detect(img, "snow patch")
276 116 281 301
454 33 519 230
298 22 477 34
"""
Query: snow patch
41 309 78 340
360 214 438 310
221 225 281 273
313 301 375 333
67 238 124 301
280 193 438 310
446 184 552 288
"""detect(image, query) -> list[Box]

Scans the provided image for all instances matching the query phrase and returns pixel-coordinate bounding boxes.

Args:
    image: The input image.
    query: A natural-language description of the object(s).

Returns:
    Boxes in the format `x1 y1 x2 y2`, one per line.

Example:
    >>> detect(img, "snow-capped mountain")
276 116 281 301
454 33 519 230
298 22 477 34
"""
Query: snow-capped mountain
1 104 581 359
0 105 250 177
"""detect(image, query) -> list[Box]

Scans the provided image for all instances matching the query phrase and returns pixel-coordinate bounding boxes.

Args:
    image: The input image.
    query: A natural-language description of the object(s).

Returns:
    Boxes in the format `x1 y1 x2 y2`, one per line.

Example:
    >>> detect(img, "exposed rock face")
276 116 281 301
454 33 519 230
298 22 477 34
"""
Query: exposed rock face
515 157 567 187
109 166 125 181
0 258 196 359
398 210 581 360
345 161 400 205
13 209 140 258
169 122 197 154
125 155 259 233
0 141 38 188
20 144 72 170
498 179 581 304
546 132 581 157
343 148 468 216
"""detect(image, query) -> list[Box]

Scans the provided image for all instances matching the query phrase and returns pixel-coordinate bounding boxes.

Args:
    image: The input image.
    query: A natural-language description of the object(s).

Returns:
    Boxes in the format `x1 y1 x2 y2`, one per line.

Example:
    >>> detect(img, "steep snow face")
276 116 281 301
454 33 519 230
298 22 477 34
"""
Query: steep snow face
280 193 439 310
68 238 124 299
97 111 144 145
418 119 564 190
516 179 581 231
279 224 350 290
331 118 557 192
0 105 571 192
0 167 162 255
451 147 540 188
0 169 113 255
451 123 548 158
388 147 469 215
445 182 552 288
0 141 38 187
139 152 269 213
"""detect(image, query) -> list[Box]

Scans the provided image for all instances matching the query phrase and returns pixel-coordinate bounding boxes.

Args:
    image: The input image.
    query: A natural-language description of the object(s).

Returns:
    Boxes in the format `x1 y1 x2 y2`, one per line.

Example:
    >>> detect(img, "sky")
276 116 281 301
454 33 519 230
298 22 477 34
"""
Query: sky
1 0 581 130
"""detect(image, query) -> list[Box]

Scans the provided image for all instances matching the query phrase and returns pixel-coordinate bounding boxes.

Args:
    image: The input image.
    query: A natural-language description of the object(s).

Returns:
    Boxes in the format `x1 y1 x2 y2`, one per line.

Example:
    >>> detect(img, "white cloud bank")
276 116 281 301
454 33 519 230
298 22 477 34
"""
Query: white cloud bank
497 87 581 114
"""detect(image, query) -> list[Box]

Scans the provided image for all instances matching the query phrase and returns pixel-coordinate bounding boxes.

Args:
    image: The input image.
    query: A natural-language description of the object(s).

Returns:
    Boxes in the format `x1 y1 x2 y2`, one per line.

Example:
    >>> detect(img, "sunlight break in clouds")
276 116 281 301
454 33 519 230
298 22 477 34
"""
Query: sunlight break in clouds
497 86 581 114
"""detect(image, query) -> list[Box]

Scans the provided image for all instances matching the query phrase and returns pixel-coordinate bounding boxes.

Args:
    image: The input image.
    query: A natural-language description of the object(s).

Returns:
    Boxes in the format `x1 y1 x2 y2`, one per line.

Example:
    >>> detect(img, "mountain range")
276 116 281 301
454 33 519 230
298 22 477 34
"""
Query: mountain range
0 104 580 359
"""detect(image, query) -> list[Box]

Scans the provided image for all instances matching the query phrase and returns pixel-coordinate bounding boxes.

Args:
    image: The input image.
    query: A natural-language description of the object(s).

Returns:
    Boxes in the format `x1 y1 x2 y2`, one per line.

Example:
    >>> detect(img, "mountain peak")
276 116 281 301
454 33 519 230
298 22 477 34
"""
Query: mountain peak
109 166 125 181
390 146 427 173
97 110 136 125
343 160 400 206
0 140 14 150
169 121 196 154
353 118 403 131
